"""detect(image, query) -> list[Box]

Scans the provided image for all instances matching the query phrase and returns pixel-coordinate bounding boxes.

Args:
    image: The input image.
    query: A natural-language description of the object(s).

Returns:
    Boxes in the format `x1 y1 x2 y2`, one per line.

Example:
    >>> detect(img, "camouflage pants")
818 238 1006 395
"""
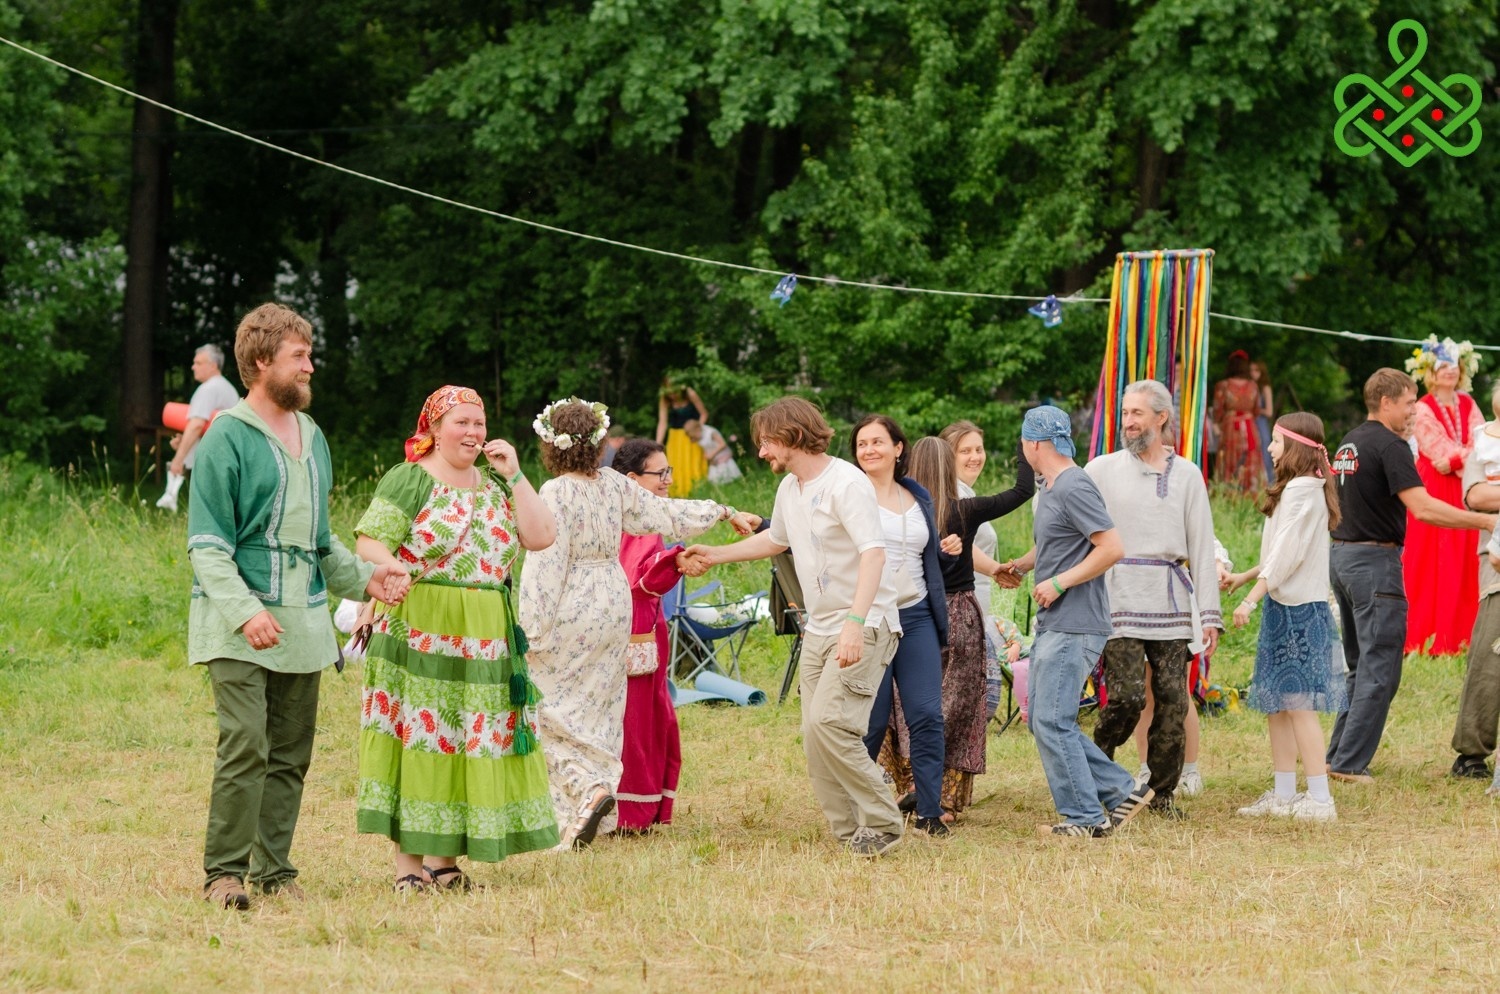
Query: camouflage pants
1092 638 1191 801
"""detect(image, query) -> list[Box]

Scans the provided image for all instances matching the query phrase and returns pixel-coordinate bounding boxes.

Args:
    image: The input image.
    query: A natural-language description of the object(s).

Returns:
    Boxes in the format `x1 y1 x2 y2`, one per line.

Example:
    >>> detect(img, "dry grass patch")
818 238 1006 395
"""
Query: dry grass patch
4 464 1500 992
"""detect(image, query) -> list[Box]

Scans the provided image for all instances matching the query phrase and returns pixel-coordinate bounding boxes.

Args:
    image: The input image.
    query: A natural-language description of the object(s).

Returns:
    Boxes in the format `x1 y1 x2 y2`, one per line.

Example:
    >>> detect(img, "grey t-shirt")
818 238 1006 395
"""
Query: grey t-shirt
1033 465 1115 636
184 374 241 469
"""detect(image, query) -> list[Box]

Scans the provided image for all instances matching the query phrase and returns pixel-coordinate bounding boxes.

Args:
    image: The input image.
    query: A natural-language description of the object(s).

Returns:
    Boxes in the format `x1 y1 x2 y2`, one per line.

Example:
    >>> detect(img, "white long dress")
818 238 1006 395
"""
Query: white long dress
518 469 722 837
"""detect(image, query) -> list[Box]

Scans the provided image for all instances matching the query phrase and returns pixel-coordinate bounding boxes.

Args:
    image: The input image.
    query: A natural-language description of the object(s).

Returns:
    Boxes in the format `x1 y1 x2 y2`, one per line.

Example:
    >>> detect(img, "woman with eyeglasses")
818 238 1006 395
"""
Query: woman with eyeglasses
613 439 751 833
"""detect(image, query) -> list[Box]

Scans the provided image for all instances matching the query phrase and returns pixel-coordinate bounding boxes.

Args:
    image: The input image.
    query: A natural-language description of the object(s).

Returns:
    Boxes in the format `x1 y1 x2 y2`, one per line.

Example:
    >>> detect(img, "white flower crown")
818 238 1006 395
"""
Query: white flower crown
533 397 610 451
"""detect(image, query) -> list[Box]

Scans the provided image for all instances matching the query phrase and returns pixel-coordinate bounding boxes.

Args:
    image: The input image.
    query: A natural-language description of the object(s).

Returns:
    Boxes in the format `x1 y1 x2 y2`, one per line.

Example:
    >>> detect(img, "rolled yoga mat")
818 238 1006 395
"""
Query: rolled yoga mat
691 670 767 707
668 672 767 708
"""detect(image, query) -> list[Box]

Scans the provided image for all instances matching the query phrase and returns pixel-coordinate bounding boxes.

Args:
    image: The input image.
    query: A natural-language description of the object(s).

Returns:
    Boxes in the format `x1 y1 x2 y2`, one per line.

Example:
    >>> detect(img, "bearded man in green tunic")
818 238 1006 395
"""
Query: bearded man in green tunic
189 303 410 910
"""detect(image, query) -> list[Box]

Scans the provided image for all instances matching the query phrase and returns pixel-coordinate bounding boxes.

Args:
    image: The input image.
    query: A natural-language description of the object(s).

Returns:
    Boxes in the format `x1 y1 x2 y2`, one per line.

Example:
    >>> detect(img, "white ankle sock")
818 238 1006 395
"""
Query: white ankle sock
1274 771 1297 799
1306 775 1331 803
1182 761 1198 775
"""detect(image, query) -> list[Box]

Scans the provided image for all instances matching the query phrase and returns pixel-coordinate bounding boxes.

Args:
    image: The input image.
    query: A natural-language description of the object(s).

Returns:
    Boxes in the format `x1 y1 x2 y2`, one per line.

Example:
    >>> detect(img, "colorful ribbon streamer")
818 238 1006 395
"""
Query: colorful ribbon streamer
1090 249 1214 473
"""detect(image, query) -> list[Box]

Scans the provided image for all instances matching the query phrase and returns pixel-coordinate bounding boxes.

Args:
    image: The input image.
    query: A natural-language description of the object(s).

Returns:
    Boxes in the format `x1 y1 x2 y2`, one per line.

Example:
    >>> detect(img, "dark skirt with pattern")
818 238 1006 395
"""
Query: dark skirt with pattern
1248 598 1349 715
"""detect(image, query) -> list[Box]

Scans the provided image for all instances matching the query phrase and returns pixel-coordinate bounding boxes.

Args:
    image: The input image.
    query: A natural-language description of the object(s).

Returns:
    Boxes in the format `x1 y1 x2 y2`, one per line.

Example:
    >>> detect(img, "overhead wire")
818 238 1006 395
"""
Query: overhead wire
3 33 1495 350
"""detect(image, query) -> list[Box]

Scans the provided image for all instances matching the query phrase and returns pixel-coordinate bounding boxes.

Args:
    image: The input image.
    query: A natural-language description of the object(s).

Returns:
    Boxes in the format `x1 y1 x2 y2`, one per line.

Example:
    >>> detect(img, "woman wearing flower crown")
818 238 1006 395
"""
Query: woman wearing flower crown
1404 337 1485 655
519 398 758 848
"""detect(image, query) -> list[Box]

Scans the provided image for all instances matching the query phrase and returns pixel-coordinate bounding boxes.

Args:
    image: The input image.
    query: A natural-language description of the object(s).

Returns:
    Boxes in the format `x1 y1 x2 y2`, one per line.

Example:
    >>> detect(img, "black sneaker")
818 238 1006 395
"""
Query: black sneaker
1107 784 1156 829
1452 756 1492 780
912 816 951 838
1037 822 1112 839
897 792 918 814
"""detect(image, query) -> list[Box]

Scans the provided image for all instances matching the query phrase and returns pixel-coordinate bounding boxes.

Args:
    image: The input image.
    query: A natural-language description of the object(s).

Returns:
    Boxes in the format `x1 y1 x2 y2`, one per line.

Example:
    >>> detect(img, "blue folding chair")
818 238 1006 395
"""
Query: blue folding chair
665 578 766 683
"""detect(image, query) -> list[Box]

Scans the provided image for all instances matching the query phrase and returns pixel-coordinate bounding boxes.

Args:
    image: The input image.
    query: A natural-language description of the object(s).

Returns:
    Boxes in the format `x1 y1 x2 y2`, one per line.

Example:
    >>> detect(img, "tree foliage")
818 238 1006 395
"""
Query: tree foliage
7 0 1500 469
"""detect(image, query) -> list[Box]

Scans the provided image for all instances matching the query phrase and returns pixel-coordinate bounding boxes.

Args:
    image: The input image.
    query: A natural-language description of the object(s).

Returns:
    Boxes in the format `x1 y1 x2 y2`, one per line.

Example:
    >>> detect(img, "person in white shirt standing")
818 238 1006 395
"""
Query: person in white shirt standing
1226 413 1347 821
159 344 240 511
684 397 904 856
1084 379 1222 818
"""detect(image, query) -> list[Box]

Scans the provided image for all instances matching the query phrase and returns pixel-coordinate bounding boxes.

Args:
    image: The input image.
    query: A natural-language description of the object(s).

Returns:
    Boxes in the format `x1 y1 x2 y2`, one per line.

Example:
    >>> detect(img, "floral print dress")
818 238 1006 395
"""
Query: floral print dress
519 469 724 838
354 462 559 860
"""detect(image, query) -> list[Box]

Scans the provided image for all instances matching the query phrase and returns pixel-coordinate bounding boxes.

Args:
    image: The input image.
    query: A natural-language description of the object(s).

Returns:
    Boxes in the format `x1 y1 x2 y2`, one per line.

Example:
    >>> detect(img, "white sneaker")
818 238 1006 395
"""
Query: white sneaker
155 492 178 511
1179 770 1204 796
1136 765 1151 783
1236 790 1293 817
1289 793 1337 822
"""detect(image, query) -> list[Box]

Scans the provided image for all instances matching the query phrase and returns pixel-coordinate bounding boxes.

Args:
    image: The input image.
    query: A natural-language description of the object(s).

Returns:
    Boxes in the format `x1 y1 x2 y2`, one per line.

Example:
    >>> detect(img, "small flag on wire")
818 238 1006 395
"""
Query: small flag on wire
1028 294 1062 327
770 273 798 307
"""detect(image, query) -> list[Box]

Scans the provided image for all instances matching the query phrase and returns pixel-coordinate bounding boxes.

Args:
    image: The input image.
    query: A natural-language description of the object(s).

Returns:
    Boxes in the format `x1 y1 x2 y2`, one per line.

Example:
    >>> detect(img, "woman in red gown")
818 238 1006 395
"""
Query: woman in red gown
1212 350 1265 494
1404 338 1484 655
614 438 747 831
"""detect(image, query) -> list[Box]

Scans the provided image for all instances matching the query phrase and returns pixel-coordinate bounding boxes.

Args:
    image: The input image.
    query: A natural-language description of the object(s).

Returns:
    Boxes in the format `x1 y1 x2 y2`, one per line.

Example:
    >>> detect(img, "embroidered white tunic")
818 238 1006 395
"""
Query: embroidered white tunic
1084 449 1223 646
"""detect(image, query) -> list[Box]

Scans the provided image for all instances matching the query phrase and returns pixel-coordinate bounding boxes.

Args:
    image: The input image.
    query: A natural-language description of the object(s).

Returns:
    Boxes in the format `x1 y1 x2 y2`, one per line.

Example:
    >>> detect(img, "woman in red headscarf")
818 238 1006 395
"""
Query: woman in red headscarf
1212 351 1265 493
352 386 560 892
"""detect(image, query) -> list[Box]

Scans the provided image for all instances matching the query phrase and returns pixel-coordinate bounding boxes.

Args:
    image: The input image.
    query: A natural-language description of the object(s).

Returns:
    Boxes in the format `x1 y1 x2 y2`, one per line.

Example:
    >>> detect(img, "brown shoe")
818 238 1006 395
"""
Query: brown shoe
204 876 250 910
1329 770 1375 785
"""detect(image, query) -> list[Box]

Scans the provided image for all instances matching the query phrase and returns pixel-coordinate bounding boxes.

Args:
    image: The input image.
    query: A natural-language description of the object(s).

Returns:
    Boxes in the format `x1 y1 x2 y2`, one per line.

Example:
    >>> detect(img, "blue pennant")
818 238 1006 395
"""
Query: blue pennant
770 273 798 307
1028 294 1063 327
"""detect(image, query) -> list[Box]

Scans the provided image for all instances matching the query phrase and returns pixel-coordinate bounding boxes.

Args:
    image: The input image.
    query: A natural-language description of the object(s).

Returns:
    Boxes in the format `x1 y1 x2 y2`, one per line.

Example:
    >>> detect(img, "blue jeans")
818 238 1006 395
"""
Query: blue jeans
1030 629 1135 826
864 599 946 819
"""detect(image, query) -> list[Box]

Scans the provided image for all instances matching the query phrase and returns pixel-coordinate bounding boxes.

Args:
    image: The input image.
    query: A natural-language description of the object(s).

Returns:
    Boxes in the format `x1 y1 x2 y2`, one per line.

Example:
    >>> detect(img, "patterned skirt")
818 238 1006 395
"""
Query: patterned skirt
356 582 559 860
1248 598 1349 715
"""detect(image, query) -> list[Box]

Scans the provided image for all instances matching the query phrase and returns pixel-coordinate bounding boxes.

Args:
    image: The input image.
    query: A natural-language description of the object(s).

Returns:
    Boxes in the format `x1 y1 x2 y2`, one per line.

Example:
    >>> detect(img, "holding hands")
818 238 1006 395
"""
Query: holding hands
993 558 1027 589
240 564 409 652
1222 570 1252 593
676 548 712 577
727 510 761 536
368 563 413 605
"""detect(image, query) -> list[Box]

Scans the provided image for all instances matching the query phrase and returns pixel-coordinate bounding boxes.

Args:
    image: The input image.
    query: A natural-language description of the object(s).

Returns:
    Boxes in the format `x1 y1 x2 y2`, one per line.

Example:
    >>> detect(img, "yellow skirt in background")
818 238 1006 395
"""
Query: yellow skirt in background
665 428 708 497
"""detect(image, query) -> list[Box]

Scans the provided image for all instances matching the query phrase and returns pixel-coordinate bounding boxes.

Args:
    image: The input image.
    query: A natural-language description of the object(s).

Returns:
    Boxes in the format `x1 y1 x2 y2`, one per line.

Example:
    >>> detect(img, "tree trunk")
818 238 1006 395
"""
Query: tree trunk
119 0 178 449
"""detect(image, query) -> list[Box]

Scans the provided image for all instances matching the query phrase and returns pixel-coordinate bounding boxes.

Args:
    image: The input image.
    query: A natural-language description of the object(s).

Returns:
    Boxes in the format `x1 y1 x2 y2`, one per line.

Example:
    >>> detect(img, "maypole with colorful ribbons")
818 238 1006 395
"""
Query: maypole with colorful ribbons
1090 249 1214 469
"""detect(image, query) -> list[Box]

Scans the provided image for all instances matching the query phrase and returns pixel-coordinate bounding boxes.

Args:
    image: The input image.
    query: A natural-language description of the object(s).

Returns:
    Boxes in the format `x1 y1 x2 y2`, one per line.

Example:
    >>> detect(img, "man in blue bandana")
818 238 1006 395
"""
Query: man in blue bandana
1005 407 1154 837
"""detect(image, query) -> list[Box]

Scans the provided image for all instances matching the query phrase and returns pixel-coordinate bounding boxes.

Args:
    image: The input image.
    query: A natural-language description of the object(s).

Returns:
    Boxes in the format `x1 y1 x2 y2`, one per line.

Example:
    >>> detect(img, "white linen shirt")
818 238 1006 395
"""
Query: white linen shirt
1084 448 1223 643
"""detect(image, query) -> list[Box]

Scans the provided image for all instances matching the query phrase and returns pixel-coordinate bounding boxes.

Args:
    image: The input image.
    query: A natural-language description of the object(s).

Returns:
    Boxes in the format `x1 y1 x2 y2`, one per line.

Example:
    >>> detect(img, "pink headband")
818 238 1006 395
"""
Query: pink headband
1274 423 1330 477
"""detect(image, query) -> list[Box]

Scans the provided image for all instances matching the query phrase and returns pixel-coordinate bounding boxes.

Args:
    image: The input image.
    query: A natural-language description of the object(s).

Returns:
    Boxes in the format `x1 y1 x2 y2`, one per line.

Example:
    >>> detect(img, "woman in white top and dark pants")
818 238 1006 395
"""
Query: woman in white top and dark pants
851 415 951 837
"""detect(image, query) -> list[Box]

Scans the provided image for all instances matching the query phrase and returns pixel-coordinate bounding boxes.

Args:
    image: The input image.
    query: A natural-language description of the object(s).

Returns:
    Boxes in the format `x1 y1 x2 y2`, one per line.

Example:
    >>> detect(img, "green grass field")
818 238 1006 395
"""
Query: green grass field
2 457 1498 993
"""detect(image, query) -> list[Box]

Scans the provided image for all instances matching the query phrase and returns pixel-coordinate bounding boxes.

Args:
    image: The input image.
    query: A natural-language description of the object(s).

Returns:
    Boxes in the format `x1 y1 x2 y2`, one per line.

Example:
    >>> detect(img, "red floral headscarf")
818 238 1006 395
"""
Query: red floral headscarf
405 385 484 462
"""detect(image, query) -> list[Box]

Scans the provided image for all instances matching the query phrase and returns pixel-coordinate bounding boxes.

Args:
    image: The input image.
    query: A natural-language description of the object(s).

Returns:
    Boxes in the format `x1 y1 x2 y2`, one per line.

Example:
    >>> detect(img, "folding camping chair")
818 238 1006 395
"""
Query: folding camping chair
770 549 806 705
665 578 766 683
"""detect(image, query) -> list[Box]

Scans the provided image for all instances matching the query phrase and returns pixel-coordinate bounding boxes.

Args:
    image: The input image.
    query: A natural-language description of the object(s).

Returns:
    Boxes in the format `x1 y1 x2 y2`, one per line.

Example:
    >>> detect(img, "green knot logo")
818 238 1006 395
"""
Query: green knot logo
1334 19 1482 166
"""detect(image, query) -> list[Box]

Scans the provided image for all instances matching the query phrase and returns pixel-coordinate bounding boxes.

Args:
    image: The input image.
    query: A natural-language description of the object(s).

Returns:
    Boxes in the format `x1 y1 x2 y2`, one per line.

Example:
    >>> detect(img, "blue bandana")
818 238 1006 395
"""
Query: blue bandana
1022 405 1075 458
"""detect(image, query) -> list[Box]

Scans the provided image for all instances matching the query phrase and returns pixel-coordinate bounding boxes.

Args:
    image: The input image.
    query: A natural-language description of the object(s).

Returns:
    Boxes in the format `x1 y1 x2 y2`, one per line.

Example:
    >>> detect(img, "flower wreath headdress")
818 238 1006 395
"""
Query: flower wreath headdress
533 397 610 450
1405 334 1480 392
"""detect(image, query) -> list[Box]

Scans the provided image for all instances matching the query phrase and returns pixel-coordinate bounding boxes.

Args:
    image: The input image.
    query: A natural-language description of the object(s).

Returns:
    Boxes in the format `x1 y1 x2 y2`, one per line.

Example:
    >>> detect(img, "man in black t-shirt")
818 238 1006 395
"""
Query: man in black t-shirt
1326 368 1498 782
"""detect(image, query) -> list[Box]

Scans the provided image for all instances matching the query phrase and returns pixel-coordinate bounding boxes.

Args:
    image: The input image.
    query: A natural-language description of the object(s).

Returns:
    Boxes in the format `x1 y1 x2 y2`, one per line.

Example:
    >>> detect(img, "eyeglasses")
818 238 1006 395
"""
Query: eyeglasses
638 467 674 481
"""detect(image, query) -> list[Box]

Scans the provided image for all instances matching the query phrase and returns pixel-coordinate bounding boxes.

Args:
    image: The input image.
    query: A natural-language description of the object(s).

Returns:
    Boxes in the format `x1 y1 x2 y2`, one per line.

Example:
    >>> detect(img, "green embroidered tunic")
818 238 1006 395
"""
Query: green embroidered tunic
187 401 374 672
